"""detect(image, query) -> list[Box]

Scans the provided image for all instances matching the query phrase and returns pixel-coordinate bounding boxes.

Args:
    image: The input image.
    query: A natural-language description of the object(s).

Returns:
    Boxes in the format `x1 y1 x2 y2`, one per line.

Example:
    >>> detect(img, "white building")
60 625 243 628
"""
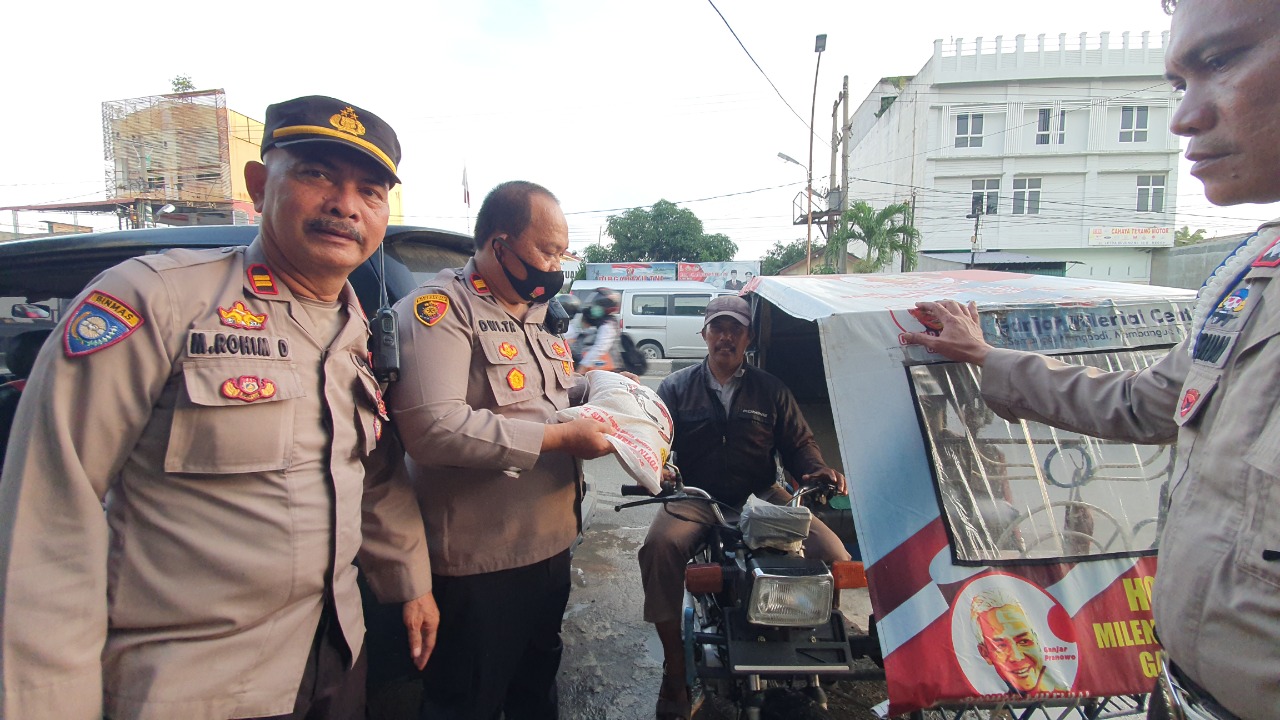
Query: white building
845 32 1179 283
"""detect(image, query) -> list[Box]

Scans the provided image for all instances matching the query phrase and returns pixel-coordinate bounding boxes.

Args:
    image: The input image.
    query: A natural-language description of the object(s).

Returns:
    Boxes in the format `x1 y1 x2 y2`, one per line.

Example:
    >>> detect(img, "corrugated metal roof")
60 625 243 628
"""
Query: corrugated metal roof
921 251 1064 265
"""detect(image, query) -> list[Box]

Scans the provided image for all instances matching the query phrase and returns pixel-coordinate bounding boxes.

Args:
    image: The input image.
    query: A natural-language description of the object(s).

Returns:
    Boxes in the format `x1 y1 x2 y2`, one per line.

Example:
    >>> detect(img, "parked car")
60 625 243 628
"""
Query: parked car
0 224 475 371
568 279 732 359
0 223 613 535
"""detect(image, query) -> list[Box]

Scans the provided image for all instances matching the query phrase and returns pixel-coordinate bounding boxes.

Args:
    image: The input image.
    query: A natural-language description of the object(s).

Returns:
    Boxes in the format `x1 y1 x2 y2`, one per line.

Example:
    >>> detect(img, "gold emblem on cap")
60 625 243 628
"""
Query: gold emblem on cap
329 107 367 137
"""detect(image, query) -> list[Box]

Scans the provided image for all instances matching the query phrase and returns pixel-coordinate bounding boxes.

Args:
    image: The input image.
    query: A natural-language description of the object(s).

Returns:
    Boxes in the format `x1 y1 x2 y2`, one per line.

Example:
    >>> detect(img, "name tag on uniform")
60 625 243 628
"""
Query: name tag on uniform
187 330 290 359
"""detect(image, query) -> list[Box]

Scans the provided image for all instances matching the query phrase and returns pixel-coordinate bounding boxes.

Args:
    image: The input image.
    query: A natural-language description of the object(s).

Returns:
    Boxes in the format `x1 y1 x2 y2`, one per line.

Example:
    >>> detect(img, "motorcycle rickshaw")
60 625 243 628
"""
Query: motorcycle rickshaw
742 269 1195 718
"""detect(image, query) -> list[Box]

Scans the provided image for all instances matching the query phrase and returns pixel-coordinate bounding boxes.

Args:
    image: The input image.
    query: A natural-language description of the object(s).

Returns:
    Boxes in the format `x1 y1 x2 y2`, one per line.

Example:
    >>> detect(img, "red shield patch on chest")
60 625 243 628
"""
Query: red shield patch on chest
221 375 277 403
507 367 526 391
1179 388 1200 417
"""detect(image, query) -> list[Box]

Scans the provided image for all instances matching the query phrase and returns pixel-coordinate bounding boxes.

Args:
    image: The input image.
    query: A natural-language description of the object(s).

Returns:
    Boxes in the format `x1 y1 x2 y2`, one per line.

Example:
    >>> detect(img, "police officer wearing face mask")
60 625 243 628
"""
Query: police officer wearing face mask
386 180 614 719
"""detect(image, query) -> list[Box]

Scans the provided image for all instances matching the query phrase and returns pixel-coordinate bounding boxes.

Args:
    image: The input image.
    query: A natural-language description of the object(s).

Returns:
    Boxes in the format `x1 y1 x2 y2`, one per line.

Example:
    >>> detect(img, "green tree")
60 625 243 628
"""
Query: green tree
591 200 737 262
170 75 196 93
761 237 830 275
1175 225 1208 246
828 200 919 273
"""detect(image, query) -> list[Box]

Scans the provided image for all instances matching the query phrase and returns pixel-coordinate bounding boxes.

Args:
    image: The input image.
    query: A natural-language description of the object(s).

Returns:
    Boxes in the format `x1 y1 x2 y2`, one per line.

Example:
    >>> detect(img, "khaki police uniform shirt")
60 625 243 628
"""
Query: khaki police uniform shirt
0 239 432 720
388 259 585 576
979 220 1280 719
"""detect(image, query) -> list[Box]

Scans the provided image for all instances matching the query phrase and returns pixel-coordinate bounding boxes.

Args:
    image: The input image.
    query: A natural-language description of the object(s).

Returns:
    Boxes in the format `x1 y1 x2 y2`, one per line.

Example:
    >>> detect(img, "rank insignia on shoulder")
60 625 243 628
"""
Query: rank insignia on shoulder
374 417 383 442
415 293 450 327
499 341 519 359
552 342 567 357
507 367 526 391
221 375 277 403
64 290 144 358
218 301 268 330
470 273 490 295
247 264 279 295
562 360 573 376
1252 236 1280 268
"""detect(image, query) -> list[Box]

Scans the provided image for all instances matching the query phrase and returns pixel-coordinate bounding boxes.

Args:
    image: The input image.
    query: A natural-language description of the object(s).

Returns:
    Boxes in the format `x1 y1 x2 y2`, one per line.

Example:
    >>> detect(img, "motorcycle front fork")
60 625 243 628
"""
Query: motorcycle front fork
740 674 829 719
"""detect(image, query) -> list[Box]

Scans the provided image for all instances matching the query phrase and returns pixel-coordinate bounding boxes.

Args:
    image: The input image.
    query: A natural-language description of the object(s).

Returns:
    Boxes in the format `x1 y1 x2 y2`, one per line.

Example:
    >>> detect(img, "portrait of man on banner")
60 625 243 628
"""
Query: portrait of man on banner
951 575 1078 698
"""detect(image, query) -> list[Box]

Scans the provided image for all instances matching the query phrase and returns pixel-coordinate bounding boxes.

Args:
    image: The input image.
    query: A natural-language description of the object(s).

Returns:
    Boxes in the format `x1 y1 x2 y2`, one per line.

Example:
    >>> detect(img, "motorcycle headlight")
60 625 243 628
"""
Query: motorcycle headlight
746 568 833 627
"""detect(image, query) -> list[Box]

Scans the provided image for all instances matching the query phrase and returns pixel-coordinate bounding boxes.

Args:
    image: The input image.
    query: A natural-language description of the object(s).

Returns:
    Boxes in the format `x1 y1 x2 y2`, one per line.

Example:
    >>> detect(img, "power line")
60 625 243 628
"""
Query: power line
561 181 801 217
705 0 830 150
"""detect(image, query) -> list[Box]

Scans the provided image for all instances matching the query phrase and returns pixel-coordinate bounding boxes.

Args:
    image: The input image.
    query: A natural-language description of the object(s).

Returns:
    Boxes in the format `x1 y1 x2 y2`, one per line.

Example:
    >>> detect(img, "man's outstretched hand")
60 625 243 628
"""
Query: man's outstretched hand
901 300 993 366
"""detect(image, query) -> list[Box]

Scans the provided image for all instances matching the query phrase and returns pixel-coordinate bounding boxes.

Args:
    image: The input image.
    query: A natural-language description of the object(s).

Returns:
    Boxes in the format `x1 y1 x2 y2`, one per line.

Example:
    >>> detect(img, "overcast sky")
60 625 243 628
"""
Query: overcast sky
5 0 1278 258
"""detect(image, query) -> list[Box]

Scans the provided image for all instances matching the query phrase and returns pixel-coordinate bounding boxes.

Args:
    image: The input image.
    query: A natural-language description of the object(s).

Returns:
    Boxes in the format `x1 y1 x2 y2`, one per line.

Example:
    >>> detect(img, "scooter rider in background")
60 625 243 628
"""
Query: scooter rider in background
573 288 622 374
638 295 851 720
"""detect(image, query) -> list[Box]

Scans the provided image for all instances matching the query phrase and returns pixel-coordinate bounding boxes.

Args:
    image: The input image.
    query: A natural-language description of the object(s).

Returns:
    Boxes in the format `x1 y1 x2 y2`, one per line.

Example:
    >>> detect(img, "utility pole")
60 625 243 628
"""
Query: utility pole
805 34 826 274
904 189 918 272
965 198 984 269
829 94 839 247
838 75 851 272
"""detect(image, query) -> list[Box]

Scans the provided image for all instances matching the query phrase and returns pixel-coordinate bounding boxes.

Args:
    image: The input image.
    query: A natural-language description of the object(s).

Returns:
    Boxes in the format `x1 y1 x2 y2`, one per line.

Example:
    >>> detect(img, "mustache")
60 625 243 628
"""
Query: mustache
305 218 362 243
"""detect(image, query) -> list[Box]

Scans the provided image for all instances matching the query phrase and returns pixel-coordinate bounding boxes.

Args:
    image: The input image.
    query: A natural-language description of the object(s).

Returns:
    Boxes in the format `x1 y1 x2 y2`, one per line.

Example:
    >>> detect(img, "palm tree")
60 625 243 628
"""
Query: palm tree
1175 226 1208 246
826 200 920 273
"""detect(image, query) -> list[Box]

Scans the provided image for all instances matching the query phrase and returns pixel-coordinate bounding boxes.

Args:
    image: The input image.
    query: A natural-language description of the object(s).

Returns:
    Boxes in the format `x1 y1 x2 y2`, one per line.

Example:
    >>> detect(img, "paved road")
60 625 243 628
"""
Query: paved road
558 437 887 719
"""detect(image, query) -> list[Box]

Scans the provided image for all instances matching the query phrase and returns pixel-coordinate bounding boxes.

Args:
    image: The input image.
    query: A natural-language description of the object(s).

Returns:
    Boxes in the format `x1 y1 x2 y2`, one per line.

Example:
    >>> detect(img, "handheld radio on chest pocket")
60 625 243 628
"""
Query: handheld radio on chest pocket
544 296 571 336
371 245 400 384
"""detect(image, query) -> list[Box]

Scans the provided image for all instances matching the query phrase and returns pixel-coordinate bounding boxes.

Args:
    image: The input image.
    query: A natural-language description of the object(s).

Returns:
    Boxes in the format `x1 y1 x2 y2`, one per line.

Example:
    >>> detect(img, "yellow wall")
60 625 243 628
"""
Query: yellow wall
227 109 264 205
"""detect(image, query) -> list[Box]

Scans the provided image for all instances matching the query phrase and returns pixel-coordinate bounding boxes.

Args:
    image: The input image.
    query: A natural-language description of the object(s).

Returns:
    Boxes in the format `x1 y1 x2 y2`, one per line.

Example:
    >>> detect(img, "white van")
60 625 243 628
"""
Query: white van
568 280 732 359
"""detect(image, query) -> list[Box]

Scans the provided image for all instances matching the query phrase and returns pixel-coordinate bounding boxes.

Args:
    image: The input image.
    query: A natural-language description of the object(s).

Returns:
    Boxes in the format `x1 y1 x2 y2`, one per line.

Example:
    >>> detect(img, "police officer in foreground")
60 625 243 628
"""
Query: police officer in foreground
905 1 1280 717
387 180 613 718
0 96 437 720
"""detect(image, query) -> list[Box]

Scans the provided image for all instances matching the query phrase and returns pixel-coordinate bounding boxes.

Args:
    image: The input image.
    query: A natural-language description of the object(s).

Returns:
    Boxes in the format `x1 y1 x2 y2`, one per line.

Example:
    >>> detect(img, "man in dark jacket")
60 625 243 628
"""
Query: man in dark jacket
638 295 850 719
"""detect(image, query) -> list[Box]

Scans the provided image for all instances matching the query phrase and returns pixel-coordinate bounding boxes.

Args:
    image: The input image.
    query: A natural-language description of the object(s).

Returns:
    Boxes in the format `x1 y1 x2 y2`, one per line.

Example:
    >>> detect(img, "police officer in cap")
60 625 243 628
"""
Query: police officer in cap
0 95 437 720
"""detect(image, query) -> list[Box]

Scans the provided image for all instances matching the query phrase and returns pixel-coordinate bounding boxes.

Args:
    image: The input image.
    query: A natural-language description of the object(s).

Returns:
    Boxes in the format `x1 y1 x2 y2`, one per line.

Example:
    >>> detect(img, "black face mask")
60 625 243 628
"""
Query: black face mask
493 237 563 304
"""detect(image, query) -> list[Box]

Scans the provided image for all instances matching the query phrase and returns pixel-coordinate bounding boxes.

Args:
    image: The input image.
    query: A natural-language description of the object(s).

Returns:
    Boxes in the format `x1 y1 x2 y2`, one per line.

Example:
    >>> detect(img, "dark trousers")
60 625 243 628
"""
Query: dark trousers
250 604 367 720
420 549 572 720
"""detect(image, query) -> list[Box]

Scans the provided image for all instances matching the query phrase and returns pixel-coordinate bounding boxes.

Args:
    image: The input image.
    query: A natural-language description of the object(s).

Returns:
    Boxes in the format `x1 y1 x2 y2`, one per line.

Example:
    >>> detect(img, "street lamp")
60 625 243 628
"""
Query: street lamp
807 34 827 274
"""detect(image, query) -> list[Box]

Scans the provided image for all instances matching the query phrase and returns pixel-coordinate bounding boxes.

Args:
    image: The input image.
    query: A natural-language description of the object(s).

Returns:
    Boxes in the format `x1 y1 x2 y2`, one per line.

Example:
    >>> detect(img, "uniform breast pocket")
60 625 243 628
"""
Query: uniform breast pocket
353 355 387 456
537 335 576 391
481 336 537 407
165 359 304 474
1241 409 1280 587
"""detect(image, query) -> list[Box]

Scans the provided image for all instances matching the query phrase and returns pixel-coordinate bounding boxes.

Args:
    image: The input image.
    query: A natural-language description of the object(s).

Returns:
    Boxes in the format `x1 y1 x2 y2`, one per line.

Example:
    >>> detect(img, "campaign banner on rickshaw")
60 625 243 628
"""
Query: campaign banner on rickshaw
747 271 1195 715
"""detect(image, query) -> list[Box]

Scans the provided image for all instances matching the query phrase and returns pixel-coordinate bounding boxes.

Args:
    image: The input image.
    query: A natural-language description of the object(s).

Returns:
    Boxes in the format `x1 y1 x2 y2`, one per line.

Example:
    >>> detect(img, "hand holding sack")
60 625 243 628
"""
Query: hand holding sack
556 371 673 493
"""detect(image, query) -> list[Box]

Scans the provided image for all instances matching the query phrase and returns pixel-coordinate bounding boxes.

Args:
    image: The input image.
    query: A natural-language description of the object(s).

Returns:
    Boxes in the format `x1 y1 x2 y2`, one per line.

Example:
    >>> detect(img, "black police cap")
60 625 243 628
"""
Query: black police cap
260 95 401 184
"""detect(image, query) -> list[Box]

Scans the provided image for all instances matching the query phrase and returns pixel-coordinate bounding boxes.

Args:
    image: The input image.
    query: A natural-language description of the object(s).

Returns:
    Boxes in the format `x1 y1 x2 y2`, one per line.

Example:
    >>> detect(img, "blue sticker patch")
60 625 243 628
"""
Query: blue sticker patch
64 290 144 357
1208 287 1249 327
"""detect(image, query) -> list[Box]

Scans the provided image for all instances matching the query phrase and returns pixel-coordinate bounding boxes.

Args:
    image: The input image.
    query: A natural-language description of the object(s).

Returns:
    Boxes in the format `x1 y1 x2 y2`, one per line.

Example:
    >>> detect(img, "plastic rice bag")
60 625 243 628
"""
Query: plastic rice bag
556 371 673 493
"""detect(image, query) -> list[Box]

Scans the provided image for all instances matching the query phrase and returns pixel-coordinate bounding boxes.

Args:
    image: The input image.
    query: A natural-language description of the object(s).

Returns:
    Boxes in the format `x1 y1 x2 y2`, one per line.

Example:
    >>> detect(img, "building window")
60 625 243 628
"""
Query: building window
971 179 1000 215
1036 109 1066 145
1120 106 1149 143
1137 175 1166 213
956 113 984 148
1013 178 1041 215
